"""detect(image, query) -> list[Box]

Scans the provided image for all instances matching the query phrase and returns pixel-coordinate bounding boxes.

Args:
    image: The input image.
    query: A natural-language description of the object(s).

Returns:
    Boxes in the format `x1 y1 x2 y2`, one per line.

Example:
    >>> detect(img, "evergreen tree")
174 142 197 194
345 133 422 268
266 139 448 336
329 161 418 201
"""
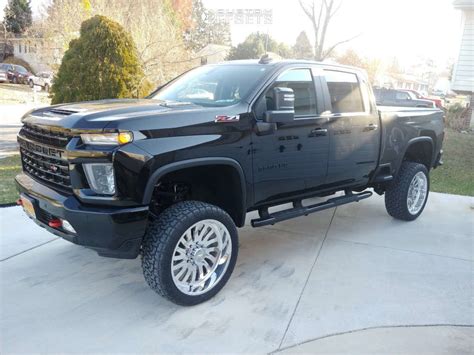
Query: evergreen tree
227 32 291 60
3 0 32 34
184 0 230 52
293 31 313 60
51 15 151 104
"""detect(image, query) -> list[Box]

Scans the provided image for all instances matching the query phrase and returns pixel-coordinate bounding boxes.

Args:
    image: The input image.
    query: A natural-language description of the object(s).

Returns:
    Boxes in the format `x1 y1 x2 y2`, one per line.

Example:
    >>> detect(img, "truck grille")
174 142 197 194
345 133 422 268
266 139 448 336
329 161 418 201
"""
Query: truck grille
18 125 72 193
20 123 70 147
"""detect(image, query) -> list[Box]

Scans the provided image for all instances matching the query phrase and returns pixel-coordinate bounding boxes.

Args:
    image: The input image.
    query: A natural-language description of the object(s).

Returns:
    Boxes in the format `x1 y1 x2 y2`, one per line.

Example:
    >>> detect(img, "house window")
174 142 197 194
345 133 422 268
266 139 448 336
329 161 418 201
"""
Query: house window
18 44 21 53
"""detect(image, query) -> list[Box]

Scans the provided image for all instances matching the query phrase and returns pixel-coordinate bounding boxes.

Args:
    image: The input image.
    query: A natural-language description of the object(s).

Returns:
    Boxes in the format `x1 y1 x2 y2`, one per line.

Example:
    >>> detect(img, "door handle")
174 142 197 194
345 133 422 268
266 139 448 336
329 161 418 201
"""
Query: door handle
310 127 328 136
365 123 378 131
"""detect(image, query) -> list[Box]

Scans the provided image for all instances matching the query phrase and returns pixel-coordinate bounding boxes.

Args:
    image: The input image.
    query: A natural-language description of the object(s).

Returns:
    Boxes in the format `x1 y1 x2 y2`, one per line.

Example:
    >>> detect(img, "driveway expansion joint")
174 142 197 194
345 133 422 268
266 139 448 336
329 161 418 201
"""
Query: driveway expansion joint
271 323 474 353
1 238 59 262
332 237 474 263
276 207 338 350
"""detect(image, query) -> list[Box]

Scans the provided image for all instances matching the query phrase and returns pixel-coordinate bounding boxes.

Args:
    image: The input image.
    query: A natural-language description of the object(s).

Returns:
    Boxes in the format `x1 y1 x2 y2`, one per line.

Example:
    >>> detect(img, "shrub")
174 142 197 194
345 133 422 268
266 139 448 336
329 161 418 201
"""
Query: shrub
51 15 152 104
445 103 469 131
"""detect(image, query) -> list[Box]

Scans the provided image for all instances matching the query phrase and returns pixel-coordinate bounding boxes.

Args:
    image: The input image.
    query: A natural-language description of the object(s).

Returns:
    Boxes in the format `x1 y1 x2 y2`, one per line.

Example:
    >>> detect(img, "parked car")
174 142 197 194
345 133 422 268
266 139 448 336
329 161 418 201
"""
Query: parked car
374 88 435 108
16 58 444 305
0 63 32 84
400 89 443 108
0 63 15 82
0 68 7 83
28 72 53 92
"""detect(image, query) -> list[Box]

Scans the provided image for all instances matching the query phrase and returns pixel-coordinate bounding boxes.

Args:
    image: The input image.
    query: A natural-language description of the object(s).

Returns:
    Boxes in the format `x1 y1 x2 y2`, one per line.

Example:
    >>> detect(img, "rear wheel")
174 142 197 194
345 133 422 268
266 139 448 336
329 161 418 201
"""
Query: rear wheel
141 201 238 306
385 162 429 221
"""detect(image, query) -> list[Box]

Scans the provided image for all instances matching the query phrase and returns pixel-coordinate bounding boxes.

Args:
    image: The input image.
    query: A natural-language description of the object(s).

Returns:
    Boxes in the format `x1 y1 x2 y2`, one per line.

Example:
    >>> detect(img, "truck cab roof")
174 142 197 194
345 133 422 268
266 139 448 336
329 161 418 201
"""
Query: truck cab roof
215 57 367 75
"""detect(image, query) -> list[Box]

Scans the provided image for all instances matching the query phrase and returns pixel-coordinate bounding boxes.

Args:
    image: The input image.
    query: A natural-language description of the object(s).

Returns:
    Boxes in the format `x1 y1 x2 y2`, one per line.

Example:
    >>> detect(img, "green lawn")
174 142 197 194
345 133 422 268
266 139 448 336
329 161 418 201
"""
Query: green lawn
0 130 472 205
0 155 22 205
430 130 474 196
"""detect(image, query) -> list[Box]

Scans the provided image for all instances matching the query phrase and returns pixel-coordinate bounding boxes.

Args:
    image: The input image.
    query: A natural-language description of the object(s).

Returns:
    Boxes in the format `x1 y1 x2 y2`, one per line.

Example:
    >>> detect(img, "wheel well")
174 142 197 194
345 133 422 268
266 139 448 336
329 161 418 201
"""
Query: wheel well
150 165 245 227
404 140 433 169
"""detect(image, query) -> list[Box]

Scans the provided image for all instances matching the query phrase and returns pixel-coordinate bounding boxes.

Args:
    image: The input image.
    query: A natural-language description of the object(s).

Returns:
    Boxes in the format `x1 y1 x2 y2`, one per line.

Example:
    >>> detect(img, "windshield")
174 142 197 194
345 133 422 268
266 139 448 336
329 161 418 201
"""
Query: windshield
150 65 270 107
15 66 27 74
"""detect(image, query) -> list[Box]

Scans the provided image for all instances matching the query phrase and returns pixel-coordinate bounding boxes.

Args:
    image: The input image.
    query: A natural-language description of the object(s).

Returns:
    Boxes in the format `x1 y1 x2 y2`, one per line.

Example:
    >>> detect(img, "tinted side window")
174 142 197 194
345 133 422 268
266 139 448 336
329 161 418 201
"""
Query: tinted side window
395 91 410 100
267 68 317 116
324 70 364 113
373 89 382 101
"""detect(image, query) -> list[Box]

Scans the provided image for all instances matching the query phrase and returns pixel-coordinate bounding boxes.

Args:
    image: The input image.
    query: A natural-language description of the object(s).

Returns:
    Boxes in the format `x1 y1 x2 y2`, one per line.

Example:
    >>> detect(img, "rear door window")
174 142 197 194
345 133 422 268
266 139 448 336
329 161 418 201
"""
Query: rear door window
324 70 364 114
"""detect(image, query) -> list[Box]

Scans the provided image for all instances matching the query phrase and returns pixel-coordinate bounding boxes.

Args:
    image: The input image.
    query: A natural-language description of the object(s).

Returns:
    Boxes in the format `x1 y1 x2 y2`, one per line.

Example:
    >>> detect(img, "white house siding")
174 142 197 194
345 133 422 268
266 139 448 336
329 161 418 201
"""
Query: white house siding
452 1 474 127
10 39 51 73
452 7 473 93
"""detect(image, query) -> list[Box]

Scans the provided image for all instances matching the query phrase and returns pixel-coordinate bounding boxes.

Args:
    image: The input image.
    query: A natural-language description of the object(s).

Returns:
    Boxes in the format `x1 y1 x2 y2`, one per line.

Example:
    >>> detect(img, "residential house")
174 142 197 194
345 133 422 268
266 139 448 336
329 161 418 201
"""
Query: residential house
8 37 52 73
194 44 231 66
0 36 52 73
452 0 474 127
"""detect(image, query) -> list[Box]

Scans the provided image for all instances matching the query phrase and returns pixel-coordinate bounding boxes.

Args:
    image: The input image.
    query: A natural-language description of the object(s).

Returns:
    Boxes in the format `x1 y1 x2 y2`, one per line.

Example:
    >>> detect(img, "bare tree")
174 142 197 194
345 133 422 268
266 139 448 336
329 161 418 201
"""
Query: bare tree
39 0 193 84
298 0 358 61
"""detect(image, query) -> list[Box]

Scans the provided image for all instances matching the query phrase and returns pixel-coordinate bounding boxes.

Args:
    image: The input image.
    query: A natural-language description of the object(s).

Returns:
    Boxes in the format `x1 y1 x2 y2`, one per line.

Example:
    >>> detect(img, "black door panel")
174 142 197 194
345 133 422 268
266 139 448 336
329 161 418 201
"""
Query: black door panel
252 68 329 205
323 70 380 186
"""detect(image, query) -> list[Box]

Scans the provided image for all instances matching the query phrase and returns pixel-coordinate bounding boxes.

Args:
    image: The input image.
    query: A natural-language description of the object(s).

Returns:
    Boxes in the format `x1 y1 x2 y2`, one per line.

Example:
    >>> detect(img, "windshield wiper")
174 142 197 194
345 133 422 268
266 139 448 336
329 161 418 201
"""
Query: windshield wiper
159 100 193 107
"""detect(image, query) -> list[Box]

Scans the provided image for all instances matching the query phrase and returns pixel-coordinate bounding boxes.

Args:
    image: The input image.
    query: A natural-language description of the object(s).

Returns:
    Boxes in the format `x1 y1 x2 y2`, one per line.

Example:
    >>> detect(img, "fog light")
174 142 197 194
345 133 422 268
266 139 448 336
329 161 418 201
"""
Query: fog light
83 163 115 195
61 219 76 234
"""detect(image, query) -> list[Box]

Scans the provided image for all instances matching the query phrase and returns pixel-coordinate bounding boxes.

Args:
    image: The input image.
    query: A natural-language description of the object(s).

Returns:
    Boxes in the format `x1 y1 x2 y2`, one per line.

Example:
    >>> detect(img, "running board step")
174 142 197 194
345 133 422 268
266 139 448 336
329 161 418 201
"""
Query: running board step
251 191 373 228
373 174 393 183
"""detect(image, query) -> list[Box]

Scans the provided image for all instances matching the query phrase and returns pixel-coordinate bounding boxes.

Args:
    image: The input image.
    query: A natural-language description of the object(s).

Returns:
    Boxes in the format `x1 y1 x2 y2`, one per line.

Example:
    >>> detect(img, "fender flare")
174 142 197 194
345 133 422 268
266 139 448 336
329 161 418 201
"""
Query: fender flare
397 136 434 172
142 157 247 225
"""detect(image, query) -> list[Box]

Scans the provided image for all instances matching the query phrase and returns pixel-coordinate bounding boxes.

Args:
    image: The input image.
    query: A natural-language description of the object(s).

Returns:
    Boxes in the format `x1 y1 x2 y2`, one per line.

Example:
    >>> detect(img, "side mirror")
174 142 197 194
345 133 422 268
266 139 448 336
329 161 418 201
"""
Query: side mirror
264 87 295 123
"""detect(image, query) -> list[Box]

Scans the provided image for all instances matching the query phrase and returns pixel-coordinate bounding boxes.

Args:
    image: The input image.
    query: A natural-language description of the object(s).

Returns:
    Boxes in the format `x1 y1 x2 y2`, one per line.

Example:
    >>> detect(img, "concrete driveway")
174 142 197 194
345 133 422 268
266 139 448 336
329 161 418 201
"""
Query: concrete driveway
1 192 473 353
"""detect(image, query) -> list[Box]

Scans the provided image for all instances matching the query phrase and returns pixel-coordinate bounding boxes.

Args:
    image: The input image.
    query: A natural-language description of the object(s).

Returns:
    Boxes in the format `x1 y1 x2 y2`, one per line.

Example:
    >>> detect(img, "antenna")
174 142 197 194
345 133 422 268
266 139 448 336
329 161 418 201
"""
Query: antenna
264 28 269 54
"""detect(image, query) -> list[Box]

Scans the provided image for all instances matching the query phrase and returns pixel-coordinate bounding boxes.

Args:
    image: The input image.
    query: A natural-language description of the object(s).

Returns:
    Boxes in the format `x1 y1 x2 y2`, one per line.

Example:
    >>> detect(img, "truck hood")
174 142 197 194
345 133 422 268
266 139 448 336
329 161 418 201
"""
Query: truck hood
21 98 239 131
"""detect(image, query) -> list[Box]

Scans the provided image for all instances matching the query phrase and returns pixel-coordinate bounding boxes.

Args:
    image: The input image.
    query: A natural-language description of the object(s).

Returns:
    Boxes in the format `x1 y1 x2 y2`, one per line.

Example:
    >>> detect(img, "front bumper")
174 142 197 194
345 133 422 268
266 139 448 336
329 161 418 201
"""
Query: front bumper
15 173 149 259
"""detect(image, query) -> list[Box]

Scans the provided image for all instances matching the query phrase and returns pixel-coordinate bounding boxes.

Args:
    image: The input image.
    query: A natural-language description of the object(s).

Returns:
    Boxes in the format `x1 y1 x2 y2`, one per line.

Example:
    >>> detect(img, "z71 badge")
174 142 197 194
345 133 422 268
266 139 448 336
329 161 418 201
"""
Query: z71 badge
215 115 240 123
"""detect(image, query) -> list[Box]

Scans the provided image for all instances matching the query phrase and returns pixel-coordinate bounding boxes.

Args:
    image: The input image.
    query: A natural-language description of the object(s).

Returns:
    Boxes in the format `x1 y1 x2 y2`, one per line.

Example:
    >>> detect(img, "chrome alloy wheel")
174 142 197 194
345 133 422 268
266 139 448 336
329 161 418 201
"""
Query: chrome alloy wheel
171 219 232 296
407 171 428 215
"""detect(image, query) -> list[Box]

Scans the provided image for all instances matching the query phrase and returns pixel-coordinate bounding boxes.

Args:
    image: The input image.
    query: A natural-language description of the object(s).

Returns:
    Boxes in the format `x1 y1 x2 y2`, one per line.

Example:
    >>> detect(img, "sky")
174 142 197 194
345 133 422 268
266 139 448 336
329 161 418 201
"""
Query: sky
202 0 463 68
2 0 463 68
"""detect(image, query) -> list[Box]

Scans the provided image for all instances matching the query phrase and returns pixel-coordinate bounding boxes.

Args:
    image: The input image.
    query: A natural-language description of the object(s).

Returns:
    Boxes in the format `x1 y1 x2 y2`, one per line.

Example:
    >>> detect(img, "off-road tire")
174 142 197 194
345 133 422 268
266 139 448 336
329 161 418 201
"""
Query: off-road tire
385 162 429 221
141 201 238 306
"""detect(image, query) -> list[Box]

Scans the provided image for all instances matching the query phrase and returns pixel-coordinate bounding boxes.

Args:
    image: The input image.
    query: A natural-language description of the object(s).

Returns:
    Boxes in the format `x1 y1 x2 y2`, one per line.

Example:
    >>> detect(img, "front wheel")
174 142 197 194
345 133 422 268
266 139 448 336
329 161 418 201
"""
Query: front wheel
141 201 238 306
385 162 429 221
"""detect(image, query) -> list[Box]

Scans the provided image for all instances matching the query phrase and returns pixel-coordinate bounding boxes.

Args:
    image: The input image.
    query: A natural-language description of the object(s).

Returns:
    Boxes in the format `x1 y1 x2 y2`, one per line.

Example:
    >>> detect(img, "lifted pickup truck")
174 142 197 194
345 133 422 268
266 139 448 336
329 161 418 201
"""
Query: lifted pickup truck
16 58 444 305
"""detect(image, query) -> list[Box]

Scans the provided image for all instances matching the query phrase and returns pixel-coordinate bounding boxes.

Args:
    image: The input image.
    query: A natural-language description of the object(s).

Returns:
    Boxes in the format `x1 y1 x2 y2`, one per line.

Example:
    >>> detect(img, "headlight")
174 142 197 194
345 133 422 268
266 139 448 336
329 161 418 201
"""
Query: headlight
83 163 115 195
80 132 133 146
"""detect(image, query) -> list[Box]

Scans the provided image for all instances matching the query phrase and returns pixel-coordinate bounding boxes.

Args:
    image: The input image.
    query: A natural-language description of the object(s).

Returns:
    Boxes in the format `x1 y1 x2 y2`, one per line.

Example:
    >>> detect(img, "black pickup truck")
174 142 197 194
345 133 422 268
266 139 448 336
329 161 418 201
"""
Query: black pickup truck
16 58 444 305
